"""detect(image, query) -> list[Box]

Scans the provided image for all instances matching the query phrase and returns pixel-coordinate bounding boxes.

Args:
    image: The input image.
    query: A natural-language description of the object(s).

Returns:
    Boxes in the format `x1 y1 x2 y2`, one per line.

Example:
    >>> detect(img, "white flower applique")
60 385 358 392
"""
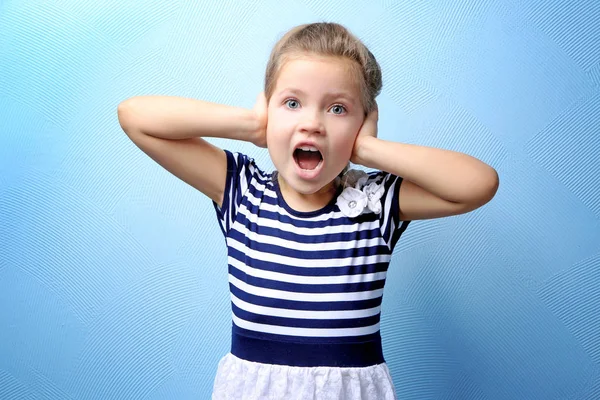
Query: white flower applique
335 169 385 218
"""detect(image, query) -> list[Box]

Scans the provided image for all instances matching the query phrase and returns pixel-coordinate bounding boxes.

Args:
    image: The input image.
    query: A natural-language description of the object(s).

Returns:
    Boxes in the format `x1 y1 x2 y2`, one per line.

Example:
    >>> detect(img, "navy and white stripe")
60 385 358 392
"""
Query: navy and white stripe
213 150 410 367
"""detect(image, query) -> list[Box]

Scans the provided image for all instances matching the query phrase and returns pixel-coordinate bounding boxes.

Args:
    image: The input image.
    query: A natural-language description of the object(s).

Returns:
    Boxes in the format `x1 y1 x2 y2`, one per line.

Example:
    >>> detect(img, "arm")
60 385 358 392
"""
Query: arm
352 110 499 221
117 94 266 207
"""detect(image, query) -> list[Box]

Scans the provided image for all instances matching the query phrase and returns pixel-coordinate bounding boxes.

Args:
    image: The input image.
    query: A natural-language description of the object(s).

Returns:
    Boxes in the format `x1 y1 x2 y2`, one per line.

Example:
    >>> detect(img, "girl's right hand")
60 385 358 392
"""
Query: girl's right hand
252 92 268 148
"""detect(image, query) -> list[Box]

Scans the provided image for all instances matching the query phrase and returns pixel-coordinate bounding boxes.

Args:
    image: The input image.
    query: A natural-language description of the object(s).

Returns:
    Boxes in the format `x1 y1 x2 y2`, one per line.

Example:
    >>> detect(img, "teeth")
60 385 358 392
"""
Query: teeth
299 146 319 152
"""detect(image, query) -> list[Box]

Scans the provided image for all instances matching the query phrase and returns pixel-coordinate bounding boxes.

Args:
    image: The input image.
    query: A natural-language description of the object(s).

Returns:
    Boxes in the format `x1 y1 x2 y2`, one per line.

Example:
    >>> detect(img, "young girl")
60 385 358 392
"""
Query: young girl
118 22 498 400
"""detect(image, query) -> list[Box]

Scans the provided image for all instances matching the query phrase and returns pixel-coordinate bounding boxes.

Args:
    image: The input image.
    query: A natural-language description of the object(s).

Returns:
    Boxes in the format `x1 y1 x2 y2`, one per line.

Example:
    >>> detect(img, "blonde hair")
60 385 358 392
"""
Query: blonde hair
264 22 382 114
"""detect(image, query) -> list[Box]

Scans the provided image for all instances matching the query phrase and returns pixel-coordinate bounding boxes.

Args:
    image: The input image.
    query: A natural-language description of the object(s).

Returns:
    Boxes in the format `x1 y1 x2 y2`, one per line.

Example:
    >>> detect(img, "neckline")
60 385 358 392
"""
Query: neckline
272 173 342 218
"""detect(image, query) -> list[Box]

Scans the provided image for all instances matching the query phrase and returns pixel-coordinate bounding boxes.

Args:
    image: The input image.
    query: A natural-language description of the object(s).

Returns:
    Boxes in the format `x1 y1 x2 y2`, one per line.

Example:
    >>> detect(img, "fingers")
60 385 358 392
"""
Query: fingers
370 102 379 120
255 92 264 108
363 102 378 123
357 104 379 139
258 92 266 104
253 92 268 117
363 108 378 127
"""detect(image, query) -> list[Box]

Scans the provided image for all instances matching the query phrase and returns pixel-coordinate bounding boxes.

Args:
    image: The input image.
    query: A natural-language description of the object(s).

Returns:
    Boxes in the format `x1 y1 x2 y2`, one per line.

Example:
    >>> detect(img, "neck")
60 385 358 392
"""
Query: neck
277 174 338 213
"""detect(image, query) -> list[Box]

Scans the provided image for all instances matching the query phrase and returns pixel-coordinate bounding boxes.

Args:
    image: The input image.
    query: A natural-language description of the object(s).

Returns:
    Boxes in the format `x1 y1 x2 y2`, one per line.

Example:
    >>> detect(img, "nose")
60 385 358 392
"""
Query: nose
298 110 324 135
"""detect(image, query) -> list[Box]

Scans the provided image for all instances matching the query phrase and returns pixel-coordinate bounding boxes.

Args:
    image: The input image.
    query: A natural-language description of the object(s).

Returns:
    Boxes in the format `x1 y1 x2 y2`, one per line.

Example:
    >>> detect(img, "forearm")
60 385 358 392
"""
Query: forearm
117 96 261 142
355 137 499 204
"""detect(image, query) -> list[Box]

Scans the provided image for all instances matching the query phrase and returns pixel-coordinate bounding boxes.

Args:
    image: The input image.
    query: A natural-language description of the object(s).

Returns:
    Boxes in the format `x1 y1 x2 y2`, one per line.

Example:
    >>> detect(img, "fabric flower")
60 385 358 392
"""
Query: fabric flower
336 169 385 218
336 186 368 218
363 182 384 214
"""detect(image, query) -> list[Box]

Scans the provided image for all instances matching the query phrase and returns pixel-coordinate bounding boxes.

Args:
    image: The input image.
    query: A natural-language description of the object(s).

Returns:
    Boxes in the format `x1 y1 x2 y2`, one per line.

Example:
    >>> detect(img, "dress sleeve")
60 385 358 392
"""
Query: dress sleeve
213 150 258 237
367 171 411 251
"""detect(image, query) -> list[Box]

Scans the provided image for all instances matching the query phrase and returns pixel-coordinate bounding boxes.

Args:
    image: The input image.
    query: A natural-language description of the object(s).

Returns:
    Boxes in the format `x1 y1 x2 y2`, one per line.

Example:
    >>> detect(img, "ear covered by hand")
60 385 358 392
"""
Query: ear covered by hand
350 102 379 165
252 92 268 148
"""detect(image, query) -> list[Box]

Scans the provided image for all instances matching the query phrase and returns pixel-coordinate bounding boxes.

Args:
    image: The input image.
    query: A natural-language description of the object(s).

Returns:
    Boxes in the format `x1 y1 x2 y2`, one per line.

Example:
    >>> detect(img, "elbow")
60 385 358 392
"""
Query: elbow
473 167 499 207
458 167 499 212
117 98 140 135
485 167 500 201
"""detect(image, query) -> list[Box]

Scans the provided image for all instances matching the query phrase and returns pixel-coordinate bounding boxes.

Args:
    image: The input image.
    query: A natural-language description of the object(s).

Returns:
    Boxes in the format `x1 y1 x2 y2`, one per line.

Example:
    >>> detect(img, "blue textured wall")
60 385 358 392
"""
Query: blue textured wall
1 1 599 399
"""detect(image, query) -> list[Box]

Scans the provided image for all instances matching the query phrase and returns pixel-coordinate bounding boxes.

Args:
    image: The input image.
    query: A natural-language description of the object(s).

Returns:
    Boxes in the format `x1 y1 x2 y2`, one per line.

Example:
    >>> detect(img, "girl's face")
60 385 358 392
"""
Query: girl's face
266 55 365 198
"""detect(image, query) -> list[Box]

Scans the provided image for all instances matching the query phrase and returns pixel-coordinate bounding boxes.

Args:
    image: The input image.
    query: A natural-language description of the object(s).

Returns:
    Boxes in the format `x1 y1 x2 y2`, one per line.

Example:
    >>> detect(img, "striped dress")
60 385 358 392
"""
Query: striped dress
211 151 410 400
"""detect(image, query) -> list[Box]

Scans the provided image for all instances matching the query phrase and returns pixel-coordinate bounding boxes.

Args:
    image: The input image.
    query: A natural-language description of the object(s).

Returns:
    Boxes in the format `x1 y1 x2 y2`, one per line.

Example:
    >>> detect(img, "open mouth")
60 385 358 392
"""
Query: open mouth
293 146 323 170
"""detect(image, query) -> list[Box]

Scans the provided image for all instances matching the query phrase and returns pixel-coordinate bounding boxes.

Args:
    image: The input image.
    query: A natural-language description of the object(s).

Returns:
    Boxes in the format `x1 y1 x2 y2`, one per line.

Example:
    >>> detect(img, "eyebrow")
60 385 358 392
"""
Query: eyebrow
279 88 357 104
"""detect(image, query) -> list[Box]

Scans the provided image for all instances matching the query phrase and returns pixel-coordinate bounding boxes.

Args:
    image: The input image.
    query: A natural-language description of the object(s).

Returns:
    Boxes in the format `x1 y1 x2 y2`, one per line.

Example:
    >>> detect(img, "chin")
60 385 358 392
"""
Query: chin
286 176 322 194
282 170 336 196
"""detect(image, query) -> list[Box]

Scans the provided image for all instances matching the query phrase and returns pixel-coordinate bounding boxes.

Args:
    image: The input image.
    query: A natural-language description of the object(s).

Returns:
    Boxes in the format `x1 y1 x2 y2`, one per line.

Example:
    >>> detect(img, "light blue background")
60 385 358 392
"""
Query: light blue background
1 0 599 399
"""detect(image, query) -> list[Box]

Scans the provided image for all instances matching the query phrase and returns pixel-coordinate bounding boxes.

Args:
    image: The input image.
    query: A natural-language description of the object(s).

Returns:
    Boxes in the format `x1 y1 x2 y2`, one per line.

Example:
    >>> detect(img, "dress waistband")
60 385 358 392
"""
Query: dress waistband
230 326 385 368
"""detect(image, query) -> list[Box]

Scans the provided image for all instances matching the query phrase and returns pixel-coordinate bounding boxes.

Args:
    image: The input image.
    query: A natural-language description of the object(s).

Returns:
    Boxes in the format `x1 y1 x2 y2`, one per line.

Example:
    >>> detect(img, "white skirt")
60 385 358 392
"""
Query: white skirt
212 353 398 400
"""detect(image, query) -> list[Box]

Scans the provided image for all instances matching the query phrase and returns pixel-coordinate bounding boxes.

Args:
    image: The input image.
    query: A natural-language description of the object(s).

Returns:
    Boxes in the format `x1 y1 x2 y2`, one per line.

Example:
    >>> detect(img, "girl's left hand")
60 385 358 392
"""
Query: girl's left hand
350 104 379 165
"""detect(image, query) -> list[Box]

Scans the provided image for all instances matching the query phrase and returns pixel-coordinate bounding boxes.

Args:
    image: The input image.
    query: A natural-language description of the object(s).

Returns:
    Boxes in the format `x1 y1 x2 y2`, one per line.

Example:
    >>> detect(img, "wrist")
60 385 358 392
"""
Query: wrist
247 109 263 140
224 107 263 143
248 109 267 147
353 136 378 168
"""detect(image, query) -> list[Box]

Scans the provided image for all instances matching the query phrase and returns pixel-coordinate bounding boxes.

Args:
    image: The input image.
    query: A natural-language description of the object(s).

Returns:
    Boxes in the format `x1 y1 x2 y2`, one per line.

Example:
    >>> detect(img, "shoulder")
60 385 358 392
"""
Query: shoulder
224 150 271 180
366 169 402 183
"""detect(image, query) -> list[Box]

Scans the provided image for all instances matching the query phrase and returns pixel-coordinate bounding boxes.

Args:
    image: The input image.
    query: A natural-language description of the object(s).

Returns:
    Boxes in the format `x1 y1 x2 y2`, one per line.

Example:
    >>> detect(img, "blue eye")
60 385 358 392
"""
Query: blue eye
330 104 346 115
285 99 300 109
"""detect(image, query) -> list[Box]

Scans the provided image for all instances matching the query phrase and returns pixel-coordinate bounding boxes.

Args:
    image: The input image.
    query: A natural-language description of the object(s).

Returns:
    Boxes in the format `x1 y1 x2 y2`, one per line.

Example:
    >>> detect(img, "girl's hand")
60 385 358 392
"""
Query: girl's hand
350 104 379 165
251 92 268 148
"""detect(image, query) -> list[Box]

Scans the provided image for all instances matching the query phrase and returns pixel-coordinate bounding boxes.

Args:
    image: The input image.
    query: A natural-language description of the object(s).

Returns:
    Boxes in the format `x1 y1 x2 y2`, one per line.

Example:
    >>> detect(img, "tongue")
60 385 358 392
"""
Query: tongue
296 150 321 170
